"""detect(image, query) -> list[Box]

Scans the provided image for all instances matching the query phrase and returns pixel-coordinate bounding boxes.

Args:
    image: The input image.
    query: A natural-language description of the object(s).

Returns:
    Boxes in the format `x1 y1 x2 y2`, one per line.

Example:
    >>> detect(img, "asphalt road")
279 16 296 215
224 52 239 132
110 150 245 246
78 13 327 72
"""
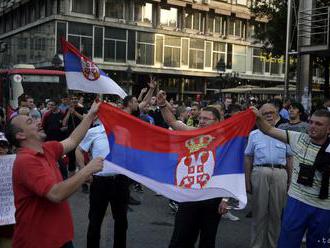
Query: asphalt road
70 187 252 248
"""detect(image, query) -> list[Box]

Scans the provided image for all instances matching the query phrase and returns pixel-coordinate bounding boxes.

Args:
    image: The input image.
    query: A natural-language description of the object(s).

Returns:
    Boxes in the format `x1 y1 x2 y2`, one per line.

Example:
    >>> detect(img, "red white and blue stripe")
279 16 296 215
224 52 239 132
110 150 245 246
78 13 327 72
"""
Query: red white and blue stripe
61 39 127 98
98 103 256 208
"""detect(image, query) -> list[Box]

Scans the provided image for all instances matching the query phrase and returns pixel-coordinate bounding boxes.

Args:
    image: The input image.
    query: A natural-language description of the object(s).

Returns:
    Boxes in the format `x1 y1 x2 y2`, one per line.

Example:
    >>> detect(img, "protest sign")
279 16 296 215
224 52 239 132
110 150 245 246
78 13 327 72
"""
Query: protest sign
0 154 16 226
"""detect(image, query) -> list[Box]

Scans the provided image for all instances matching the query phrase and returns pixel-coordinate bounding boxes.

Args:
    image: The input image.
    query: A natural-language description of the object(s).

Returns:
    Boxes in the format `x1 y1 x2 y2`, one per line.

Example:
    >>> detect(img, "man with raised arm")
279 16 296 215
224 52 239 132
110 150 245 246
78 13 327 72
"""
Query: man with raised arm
5 101 103 248
157 90 229 248
245 103 292 248
251 107 330 248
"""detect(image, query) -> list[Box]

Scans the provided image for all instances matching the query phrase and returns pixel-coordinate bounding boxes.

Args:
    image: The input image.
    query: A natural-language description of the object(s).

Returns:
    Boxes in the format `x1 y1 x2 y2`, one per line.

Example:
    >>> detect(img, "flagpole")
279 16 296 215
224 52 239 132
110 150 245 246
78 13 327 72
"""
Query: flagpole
284 0 293 99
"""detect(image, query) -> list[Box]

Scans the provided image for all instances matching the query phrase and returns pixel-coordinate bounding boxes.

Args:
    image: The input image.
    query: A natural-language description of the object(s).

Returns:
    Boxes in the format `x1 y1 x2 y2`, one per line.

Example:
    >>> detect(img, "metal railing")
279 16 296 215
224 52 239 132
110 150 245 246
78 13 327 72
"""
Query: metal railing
298 6 330 49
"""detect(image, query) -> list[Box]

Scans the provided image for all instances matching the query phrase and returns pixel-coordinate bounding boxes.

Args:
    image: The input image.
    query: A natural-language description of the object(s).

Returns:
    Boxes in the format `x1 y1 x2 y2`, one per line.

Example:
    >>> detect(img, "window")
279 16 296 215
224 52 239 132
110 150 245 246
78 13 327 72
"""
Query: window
252 48 264 74
228 18 245 37
232 45 246 72
184 78 204 92
104 27 127 63
156 35 164 64
134 2 153 23
271 61 281 75
234 19 242 37
72 0 94 15
56 22 67 52
94 27 103 58
205 42 212 68
247 24 255 39
213 42 226 70
207 16 214 33
189 39 204 69
227 44 232 69
185 9 203 32
136 32 154 65
214 15 225 35
160 7 178 27
68 22 93 57
181 38 189 66
105 0 124 19
164 35 181 67
18 38 28 49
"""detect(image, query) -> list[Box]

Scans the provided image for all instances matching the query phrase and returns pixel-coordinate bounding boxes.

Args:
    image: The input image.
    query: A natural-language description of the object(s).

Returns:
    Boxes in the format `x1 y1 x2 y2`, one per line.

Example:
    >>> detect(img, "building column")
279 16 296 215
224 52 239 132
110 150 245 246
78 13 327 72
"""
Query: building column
204 12 208 34
181 7 186 31
155 3 161 28
97 0 105 19
126 0 134 22
63 0 70 15
296 0 316 112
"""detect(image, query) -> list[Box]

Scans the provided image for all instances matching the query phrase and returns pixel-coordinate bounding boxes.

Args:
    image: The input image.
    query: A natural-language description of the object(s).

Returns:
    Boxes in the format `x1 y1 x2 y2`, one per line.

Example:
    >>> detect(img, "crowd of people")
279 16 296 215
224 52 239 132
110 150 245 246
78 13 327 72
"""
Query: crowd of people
0 80 329 248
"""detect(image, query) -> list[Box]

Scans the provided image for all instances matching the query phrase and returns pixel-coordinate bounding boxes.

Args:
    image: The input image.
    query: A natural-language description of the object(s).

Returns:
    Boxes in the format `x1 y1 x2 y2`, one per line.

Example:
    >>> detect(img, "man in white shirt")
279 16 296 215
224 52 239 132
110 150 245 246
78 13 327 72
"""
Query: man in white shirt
76 122 129 248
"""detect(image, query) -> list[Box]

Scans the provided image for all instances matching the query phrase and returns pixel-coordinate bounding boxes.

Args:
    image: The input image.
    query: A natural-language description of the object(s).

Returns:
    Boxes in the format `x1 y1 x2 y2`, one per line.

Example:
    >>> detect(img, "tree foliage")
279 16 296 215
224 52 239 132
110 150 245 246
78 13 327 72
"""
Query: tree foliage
250 0 330 57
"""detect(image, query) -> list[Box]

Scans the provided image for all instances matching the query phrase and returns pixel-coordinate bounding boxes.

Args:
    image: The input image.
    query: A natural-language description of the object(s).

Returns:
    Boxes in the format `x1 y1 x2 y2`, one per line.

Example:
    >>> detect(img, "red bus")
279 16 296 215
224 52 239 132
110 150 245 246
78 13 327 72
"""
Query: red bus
0 67 66 110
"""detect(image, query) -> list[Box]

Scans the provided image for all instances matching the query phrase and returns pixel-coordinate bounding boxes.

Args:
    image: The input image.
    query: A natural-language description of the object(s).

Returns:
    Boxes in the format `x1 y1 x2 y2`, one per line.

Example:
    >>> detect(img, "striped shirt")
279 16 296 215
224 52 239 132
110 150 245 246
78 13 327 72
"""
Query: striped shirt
288 131 330 210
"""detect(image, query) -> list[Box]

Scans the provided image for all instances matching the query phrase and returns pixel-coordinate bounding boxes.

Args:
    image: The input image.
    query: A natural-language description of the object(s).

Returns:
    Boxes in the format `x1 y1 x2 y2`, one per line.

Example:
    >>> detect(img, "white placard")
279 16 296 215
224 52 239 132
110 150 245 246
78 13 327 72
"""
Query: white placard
0 154 16 226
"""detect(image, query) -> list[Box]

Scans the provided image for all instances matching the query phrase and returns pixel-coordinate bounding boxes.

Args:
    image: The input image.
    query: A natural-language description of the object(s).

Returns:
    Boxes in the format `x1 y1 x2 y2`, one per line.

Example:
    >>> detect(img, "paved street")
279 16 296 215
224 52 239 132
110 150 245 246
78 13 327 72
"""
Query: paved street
70 188 252 248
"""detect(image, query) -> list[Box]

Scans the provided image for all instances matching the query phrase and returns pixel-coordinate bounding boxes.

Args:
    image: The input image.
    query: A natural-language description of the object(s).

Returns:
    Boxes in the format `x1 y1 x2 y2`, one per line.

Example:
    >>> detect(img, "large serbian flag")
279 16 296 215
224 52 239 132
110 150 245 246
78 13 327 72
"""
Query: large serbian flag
61 39 127 98
98 103 256 208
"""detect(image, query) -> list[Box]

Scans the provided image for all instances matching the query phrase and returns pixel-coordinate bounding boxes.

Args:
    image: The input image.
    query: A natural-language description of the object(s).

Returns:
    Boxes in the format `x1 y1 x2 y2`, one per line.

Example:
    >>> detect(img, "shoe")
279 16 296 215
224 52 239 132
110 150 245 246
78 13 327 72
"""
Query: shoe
128 196 141 205
82 183 89 194
133 184 144 193
169 201 178 212
222 212 240 221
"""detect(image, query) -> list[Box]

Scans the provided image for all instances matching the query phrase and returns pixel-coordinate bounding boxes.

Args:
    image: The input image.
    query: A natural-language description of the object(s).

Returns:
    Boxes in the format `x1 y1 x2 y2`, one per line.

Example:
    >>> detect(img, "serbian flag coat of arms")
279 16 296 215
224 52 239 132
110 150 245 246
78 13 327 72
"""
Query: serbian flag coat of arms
98 103 256 208
61 39 127 98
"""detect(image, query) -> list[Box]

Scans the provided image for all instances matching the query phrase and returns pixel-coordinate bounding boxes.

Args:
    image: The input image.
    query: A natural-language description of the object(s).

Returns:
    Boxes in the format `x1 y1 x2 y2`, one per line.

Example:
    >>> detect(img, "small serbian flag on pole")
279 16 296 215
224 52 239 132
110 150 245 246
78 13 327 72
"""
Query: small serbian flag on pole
61 38 127 98
98 103 256 208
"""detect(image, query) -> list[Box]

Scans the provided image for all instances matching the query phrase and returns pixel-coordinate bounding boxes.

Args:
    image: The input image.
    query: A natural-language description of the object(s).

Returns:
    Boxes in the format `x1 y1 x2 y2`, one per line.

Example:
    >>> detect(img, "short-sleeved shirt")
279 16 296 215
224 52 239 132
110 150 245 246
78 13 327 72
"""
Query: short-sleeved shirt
245 129 291 166
12 142 74 248
287 131 330 210
278 121 309 133
79 124 116 176
279 108 289 120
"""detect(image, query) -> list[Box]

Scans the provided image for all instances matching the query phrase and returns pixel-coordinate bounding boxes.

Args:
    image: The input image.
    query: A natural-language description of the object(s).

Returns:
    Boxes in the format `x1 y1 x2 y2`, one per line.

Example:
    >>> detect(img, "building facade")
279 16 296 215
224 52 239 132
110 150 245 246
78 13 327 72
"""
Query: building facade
0 0 295 100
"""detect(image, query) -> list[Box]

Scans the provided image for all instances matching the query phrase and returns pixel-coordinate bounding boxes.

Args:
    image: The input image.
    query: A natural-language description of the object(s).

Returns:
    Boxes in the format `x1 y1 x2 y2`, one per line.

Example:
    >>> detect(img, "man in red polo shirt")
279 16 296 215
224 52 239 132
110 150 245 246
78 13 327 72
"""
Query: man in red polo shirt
5 101 103 248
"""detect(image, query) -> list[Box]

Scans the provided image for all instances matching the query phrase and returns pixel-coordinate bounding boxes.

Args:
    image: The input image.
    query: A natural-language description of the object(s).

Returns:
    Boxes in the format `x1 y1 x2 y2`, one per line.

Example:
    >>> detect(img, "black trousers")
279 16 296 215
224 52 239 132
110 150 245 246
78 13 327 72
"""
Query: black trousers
61 241 74 248
169 198 222 248
87 175 129 248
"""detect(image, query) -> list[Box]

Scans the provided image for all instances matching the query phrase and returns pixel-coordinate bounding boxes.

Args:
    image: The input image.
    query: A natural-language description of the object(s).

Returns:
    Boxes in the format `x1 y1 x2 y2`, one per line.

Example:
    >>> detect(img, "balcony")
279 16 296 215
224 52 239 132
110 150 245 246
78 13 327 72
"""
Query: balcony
298 6 330 55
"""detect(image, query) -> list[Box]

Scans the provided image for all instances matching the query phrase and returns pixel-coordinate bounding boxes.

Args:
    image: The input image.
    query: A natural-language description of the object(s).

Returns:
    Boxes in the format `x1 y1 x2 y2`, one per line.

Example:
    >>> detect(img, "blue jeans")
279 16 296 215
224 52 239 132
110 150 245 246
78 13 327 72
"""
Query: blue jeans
278 196 330 248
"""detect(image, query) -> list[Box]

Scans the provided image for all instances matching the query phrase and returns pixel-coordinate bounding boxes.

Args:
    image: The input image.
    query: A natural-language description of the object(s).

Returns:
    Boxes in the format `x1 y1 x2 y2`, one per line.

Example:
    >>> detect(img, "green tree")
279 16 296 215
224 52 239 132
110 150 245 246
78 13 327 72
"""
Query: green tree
251 0 330 97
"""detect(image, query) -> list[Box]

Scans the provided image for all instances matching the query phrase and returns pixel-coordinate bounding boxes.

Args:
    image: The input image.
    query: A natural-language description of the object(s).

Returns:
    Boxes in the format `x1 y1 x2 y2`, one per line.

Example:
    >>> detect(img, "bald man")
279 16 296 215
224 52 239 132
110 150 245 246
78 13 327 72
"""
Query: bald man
5 102 103 248
244 103 292 248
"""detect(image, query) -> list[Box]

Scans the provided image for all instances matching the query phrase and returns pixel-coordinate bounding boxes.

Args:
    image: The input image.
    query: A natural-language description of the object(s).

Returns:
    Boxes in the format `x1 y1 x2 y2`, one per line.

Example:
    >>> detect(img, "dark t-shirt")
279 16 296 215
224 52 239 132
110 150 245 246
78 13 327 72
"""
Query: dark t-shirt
149 108 169 129
42 111 65 141
66 106 86 134
275 117 288 128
